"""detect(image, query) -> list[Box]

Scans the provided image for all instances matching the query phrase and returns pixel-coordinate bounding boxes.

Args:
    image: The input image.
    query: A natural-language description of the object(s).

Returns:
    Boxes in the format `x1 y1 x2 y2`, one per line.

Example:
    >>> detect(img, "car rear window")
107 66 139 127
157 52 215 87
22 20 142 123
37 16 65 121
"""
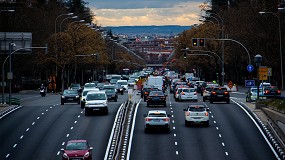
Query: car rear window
148 113 166 117
149 91 164 96
87 93 106 100
189 107 205 112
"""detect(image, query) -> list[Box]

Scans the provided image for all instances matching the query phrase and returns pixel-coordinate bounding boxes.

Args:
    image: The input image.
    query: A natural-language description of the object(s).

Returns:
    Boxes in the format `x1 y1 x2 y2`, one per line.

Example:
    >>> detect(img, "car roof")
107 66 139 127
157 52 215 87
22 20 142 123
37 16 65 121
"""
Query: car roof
87 90 105 94
83 88 99 91
188 104 206 108
148 110 167 114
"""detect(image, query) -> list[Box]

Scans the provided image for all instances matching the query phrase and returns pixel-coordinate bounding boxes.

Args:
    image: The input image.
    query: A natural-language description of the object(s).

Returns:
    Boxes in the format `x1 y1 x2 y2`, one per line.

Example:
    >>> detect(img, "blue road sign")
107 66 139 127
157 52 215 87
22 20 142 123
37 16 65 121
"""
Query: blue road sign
245 80 255 87
247 65 254 72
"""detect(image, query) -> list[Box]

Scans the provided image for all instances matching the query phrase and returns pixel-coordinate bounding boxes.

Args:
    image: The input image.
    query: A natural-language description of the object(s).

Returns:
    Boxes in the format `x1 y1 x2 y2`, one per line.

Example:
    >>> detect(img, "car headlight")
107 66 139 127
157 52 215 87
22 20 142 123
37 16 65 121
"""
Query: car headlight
63 153 69 158
76 95 79 98
85 102 89 105
84 152 90 158
61 96 65 98
103 101 107 105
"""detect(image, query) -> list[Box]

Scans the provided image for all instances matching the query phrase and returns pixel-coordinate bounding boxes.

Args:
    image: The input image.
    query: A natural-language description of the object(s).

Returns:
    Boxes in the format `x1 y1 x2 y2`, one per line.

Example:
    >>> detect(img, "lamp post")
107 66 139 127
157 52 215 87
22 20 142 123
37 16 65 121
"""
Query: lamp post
259 11 283 90
54 13 74 34
59 16 78 32
255 54 262 101
68 20 85 28
0 9 15 13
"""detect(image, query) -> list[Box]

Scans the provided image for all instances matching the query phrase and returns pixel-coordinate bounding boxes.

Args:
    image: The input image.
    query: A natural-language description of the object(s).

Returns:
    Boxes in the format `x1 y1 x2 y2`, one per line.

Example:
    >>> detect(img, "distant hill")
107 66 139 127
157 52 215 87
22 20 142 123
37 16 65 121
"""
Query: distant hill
103 25 192 37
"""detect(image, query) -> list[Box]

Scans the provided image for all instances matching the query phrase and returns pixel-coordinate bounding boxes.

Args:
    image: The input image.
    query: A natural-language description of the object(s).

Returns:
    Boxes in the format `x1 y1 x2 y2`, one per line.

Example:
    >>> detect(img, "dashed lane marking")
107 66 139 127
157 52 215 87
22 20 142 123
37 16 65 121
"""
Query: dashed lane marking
176 151 179 155
174 134 176 137
37 117 40 120
62 142 65 146
66 134 69 137
175 142 178 146
26 128 29 132
71 127 73 130
13 144 17 148
20 135 23 139
222 142 225 146
32 122 35 125
219 134 222 138
6 154 10 158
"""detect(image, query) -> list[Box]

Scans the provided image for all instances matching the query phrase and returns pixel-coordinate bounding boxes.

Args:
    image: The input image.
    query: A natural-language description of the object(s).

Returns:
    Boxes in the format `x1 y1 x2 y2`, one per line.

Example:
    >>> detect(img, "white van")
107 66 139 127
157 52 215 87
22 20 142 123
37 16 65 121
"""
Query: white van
147 76 164 91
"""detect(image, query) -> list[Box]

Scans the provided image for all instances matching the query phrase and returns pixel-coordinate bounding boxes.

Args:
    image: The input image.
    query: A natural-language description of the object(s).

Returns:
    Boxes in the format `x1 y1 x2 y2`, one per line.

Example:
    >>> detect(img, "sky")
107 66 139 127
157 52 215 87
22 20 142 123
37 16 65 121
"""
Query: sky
85 0 210 26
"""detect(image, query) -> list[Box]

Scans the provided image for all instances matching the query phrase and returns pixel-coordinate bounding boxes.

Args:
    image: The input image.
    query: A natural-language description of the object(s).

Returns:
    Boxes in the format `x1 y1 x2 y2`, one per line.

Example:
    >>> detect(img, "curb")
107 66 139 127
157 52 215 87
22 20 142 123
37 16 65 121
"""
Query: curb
0 105 22 120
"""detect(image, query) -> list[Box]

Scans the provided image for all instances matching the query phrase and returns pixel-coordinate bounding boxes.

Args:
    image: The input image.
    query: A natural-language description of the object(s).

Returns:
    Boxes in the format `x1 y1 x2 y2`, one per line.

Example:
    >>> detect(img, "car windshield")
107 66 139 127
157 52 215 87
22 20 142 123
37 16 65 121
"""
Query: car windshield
66 142 87 150
251 89 258 93
64 90 77 94
118 81 127 85
84 83 95 88
182 88 195 92
82 90 89 96
105 89 115 93
87 93 106 100
148 113 166 117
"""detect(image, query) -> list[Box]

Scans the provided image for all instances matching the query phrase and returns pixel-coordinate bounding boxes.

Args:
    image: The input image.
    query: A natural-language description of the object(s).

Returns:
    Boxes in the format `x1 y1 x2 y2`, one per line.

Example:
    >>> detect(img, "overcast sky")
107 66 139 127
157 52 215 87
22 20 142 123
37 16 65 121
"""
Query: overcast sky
85 0 209 26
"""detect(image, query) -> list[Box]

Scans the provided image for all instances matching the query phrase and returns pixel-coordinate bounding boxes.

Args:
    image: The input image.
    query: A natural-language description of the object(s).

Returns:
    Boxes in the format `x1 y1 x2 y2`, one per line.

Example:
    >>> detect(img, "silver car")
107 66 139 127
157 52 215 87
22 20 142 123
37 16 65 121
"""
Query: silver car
144 110 170 133
178 88 198 102
184 104 209 127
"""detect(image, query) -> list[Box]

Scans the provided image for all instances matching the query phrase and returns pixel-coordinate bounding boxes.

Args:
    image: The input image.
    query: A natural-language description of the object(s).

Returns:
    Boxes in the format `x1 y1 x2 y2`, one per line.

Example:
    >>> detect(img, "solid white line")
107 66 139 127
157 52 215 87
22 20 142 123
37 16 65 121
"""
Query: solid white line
175 142 178 146
6 154 9 158
174 134 176 137
231 99 281 159
26 128 29 132
66 134 69 137
71 127 73 130
20 135 23 139
13 144 17 148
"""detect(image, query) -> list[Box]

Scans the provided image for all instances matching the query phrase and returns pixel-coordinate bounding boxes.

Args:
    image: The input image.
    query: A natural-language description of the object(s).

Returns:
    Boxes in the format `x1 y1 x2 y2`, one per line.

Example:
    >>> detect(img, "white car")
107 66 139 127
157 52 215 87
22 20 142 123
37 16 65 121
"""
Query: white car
144 110 170 133
116 80 128 90
80 88 100 108
84 91 108 116
184 104 209 127
178 88 198 102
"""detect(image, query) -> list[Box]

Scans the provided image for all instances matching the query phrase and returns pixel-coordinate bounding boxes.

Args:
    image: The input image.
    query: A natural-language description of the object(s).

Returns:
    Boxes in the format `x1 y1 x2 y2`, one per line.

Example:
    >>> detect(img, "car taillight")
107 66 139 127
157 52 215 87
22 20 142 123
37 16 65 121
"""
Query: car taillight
205 112 209 116
278 90 281 94
224 92 229 95
212 91 216 94
146 118 152 121
185 111 190 116
265 90 270 94
194 92 197 95
145 92 148 95
181 92 185 95
163 117 170 122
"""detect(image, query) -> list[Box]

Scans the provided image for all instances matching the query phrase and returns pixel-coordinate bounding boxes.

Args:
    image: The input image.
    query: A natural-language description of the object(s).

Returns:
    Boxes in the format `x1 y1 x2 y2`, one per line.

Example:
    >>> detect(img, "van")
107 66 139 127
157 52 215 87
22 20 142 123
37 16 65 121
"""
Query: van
147 76 164 91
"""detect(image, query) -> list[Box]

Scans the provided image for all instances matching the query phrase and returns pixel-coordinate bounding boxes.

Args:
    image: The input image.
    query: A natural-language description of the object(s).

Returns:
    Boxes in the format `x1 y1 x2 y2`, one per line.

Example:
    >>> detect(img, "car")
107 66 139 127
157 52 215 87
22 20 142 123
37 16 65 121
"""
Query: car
203 86 214 102
103 84 116 91
141 85 159 101
96 83 105 90
178 88 198 102
264 86 281 96
259 82 271 88
144 110 170 133
104 88 118 101
80 88 100 108
116 80 128 90
83 83 96 90
209 87 230 104
184 104 209 127
146 90 167 107
127 79 136 87
84 91 108 115
61 139 93 160
114 83 124 95
69 83 82 94
61 89 80 105
109 78 118 85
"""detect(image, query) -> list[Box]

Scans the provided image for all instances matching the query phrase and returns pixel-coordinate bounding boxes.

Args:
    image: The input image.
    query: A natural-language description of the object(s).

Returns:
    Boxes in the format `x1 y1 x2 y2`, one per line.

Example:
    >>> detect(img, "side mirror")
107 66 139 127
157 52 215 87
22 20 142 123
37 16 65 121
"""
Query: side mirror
60 148 65 152
183 109 187 111
89 147 93 150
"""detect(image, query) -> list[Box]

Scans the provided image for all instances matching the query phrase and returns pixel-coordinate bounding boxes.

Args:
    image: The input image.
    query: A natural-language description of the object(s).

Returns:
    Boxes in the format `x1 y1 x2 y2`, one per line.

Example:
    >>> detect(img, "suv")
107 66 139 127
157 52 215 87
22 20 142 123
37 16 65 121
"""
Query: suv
61 89 80 105
144 110 170 133
141 85 159 101
104 88 118 102
84 91 108 115
203 86 214 102
184 104 209 127
80 88 100 108
61 139 93 160
209 87 230 104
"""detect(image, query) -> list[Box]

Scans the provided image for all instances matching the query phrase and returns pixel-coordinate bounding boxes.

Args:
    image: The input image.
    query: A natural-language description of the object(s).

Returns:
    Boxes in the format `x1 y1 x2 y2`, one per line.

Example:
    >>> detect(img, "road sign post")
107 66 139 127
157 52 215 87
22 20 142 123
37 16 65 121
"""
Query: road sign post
259 66 268 81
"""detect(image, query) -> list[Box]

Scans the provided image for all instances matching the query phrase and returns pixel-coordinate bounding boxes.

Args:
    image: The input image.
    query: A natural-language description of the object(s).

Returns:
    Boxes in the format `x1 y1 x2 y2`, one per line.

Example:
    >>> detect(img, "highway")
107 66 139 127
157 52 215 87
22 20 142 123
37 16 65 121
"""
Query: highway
130 90 278 160
0 91 128 160
0 89 279 160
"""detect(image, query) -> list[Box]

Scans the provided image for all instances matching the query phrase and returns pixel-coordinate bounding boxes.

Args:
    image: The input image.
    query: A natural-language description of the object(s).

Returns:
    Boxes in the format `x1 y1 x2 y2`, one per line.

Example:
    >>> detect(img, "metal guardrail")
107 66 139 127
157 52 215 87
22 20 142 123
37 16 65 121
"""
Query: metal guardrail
0 97 20 105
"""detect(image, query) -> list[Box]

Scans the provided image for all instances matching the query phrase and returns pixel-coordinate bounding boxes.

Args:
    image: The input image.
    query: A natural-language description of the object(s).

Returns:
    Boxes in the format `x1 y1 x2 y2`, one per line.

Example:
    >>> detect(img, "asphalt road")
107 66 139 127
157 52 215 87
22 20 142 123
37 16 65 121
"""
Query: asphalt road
130 89 278 160
0 91 128 160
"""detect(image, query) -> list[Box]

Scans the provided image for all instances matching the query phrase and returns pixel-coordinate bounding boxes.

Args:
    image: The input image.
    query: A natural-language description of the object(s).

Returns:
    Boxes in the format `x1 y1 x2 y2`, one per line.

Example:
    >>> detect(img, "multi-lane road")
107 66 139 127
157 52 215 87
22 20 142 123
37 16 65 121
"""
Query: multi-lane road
0 89 279 160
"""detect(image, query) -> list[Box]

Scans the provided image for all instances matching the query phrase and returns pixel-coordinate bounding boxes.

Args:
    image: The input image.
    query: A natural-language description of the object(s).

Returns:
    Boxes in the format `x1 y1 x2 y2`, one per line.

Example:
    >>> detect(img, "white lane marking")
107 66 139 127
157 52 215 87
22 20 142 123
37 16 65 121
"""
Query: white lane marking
62 142 65 146
209 111 212 113
225 152 228 156
71 127 73 130
42 112 44 115
6 154 10 158
37 117 40 119
81 111 84 114
13 144 17 148
50 106 53 109
219 134 222 138
20 135 23 139
173 127 176 130
32 122 35 125
172 120 175 123
222 142 225 146
78 115 80 118
174 134 176 137
171 115 174 118
66 134 69 137
26 128 29 132
211 115 214 118
171 111 173 113
175 142 178 146
170 108 173 110
216 127 219 130
176 151 179 155
57 151 60 155
74 121 77 124
46 109 48 111
213 121 216 124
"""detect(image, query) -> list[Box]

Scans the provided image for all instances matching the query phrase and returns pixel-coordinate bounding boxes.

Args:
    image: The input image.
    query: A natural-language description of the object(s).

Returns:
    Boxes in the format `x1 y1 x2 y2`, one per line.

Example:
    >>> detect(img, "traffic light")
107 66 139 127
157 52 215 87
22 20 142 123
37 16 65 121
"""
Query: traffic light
184 52 187 59
192 38 198 47
199 38 205 47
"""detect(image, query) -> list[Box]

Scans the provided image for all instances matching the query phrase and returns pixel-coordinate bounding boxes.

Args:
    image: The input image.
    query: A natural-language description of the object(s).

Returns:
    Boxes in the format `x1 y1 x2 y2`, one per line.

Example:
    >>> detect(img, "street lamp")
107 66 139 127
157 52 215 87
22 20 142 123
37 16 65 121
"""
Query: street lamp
259 11 283 90
54 13 74 34
254 54 262 101
0 10 15 13
60 16 78 32
68 19 85 28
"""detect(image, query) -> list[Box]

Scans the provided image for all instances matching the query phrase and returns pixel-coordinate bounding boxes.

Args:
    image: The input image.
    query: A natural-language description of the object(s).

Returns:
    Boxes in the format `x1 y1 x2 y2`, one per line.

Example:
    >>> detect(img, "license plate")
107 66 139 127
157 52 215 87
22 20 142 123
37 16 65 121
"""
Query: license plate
217 95 223 97
153 119 160 122
93 108 99 110
68 98 73 100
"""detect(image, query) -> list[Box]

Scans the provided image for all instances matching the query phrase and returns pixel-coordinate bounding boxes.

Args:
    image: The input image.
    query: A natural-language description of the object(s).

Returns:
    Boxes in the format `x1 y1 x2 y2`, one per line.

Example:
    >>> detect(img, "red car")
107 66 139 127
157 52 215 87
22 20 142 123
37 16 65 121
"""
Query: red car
61 140 93 160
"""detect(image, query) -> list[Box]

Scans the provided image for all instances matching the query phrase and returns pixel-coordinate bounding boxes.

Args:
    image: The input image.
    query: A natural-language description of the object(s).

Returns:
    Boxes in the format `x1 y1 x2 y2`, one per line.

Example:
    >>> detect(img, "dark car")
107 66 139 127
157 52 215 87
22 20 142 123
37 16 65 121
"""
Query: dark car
210 87 230 104
146 90 167 107
141 85 159 101
105 88 118 101
61 139 93 160
61 89 80 105
264 86 281 96
115 83 124 95
70 83 82 94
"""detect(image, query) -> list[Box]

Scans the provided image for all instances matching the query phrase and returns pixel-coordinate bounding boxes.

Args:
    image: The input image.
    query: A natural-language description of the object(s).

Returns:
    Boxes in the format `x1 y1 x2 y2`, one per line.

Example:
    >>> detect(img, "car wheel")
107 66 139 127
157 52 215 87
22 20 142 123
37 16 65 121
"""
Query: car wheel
166 128 170 133
144 128 149 133
246 97 249 102
115 98 117 102
81 103 84 109
205 121 209 127
77 101 80 104
227 99 230 104
121 91 124 95
85 110 89 116
105 109 109 115
61 101 64 105
144 98 146 102
203 97 205 102
185 120 189 127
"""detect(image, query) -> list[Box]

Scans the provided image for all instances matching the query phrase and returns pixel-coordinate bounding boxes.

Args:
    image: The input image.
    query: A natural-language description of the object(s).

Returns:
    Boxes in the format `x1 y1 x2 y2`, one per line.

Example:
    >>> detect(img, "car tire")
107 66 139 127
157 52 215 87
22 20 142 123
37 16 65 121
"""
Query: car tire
85 110 89 116
144 128 149 133
185 120 189 127
164 103 166 107
205 121 209 127
147 103 149 107
166 128 170 133
61 101 64 105
227 99 230 104
105 109 109 115
203 97 205 102
210 99 213 104
77 101 80 104
144 98 146 102
81 103 84 109
246 97 249 102
115 98 117 102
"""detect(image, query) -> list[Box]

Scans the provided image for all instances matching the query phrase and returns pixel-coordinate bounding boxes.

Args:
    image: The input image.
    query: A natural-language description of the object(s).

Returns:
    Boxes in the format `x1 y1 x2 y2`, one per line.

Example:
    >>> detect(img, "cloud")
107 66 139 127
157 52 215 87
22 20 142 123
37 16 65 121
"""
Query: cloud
89 1 206 26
